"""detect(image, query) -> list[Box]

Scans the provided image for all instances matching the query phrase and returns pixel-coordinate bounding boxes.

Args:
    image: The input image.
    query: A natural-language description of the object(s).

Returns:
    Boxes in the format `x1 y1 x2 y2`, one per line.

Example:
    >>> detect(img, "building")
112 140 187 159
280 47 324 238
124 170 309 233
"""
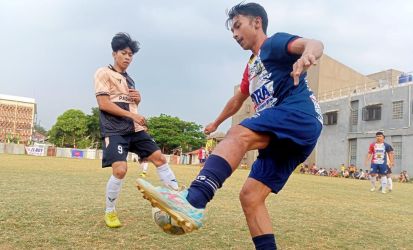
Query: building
0 94 37 144
318 78 412 174
232 54 411 173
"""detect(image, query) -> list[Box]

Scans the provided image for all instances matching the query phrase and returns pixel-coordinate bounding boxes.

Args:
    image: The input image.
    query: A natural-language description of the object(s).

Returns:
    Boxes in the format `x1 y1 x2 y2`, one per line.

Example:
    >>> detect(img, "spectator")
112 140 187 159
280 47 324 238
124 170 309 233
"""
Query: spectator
357 169 367 180
198 147 207 166
343 169 350 178
299 164 306 174
311 163 318 175
349 164 356 178
399 170 409 183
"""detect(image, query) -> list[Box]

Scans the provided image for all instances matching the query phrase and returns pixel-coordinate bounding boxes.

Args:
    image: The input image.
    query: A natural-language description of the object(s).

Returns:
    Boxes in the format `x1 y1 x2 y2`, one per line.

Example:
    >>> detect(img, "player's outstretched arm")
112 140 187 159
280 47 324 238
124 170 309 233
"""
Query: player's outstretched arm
388 151 395 167
96 95 146 125
204 89 249 135
288 38 324 85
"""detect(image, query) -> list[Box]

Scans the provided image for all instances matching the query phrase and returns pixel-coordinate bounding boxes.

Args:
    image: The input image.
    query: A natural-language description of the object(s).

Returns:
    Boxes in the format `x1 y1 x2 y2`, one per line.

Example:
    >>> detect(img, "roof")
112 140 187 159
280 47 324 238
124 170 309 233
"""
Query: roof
0 94 36 104
185 148 202 155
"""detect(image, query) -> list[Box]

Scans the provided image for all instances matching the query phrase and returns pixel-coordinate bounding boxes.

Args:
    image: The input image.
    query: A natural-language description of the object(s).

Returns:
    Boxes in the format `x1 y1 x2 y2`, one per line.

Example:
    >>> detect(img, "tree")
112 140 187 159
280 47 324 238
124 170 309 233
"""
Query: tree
147 114 206 154
34 124 48 135
48 109 89 148
87 107 101 149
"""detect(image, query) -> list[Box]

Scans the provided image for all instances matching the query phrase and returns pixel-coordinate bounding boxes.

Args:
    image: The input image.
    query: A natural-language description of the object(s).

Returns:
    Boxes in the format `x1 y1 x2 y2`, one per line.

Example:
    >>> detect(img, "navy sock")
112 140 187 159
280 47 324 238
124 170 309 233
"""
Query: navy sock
187 155 232 209
252 234 276 250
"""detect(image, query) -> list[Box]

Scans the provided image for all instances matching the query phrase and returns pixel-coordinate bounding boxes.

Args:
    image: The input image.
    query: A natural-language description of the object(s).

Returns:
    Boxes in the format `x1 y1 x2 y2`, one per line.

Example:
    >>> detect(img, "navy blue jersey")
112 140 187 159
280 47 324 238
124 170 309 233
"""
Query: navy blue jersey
240 32 323 123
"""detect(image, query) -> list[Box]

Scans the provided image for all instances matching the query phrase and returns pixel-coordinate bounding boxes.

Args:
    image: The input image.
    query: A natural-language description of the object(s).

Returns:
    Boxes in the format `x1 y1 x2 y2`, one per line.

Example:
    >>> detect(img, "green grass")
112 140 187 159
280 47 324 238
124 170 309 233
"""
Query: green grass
0 154 412 249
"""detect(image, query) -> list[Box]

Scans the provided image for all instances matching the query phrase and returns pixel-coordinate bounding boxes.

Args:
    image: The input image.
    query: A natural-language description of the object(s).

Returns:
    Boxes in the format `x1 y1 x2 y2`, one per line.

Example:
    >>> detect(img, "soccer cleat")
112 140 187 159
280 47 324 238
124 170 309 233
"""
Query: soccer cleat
381 189 387 194
104 211 122 228
370 187 375 192
136 178 204 233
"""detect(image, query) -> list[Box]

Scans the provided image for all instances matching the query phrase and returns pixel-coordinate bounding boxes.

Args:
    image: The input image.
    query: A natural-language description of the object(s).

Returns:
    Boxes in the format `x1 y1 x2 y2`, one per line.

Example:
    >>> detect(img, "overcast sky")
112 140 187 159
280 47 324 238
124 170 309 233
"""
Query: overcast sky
0 0 412 131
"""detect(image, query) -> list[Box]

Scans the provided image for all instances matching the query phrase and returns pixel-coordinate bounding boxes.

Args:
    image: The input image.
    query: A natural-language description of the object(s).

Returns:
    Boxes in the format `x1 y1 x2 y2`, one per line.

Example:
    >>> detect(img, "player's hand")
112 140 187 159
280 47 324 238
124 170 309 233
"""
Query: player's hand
204 123 218 135
129 89 141 103
130 113 146 126
290 53 318 86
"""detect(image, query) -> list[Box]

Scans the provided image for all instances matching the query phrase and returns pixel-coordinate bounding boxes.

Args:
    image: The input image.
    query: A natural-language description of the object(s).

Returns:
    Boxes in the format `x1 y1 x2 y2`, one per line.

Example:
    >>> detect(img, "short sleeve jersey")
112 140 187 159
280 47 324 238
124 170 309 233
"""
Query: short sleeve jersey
94 65 145 137
368 142 393 165
239 32 323 123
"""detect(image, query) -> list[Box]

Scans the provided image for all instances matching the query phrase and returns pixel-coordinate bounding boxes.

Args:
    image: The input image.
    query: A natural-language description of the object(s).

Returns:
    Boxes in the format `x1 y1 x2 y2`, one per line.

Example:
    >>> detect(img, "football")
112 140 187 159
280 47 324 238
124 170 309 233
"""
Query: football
151 207 186 235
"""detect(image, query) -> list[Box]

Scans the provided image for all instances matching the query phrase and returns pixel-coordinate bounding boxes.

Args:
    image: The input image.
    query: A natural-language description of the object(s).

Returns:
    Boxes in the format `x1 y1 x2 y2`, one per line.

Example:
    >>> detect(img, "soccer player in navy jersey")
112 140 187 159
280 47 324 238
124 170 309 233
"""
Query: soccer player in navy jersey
365 131 394 193
137 3 323 249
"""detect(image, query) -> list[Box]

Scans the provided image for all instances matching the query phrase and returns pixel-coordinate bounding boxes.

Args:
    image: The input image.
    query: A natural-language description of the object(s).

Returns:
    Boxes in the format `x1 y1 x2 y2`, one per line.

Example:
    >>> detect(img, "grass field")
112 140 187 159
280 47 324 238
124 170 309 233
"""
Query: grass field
0 154 412 250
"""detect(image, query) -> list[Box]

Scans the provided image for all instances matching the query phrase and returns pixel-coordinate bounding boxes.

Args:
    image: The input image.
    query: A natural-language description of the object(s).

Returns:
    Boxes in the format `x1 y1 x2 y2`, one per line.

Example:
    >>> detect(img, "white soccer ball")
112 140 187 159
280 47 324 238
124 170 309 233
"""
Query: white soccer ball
151 207 186 235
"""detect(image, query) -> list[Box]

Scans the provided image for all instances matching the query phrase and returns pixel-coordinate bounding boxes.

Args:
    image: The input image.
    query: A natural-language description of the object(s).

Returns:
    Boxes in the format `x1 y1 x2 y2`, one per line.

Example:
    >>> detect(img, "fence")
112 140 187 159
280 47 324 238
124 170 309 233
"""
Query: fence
0 143 199 165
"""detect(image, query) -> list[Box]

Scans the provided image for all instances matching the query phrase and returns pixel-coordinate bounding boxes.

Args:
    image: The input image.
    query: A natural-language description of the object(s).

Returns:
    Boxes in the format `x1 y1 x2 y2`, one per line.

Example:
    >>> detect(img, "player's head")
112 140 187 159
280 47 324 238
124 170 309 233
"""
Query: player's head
226 2 268 50
111 32 140 71
375 131 385 142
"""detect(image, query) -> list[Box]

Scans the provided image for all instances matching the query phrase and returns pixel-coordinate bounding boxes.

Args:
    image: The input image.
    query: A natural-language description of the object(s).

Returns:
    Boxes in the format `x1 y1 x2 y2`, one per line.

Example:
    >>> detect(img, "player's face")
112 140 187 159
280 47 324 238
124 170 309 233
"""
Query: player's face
113 47 133 71
375 135 384 143
230 15 260 50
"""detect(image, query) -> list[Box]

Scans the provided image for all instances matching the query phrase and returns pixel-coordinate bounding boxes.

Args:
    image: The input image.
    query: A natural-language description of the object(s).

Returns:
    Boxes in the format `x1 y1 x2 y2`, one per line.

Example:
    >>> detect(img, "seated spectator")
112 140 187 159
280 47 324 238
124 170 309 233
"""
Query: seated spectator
357 169 366 180
318 168 328 176
304 163 309 174
349 164 356 178
311 163 318 175
299 164 306 174
339 163 345 177
364 170 369 180
343 169 350 178
331 168 339 177
399 170 409 183
355 168 363 179
328 168 333 176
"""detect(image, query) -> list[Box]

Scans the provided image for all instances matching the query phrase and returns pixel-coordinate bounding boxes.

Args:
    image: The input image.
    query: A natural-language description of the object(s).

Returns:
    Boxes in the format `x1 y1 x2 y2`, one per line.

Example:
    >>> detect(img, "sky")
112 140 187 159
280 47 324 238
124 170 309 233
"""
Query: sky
0 0 412 131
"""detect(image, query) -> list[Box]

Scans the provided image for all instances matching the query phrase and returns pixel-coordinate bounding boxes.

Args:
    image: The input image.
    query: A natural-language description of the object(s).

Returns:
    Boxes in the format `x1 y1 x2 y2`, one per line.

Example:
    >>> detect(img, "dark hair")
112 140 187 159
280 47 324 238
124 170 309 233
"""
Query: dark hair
376 131 385 138
111 32 140 54
225 2 268 34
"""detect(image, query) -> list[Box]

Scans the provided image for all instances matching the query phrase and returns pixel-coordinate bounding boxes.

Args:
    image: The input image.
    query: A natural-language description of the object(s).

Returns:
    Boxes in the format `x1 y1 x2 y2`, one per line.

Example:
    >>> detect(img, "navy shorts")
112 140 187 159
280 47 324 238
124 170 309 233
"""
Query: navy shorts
370 164 388 175
102 131 160 168
386 165 392 174
240 107 322 193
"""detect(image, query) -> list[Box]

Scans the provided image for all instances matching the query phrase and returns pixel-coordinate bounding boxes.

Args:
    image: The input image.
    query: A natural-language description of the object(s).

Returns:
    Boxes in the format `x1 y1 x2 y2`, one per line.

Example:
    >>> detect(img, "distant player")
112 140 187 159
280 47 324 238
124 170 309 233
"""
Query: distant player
139 158 149 177
94 32 179 228
365 131 394 193
381 152 394 192
198 147 207 166
137 3 323 249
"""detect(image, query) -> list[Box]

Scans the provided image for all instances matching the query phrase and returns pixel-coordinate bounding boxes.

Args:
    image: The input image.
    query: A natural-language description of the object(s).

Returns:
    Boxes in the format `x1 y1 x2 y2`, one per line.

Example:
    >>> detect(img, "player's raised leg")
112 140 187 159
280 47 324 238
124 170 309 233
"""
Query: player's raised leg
137 125 270 232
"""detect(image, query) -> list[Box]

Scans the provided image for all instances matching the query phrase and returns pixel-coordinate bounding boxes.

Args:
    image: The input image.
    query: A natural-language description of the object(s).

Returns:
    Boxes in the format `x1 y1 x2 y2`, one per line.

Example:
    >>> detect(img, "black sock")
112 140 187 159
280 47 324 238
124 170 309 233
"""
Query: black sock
186 155 232 209
252 234 276 250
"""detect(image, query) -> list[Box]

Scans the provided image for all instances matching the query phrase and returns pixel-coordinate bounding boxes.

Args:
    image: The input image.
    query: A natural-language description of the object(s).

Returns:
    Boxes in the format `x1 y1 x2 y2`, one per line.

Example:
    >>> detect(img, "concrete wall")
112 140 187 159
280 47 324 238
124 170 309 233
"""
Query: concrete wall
317 82 413 174
4 143 25 154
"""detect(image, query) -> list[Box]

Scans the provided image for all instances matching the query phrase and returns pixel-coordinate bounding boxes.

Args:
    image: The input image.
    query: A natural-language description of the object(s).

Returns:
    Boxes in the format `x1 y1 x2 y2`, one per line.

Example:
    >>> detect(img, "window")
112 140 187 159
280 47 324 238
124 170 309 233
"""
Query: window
323 111 338 125
349 139 357 165
350 101 359 125
392 101 403 119
362 104 381 121
393 142 402 160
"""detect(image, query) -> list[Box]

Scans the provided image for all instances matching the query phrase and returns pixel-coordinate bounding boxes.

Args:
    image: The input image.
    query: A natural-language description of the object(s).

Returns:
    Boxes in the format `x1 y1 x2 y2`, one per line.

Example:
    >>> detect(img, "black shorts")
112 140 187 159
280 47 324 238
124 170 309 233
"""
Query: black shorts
102 131 160 168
